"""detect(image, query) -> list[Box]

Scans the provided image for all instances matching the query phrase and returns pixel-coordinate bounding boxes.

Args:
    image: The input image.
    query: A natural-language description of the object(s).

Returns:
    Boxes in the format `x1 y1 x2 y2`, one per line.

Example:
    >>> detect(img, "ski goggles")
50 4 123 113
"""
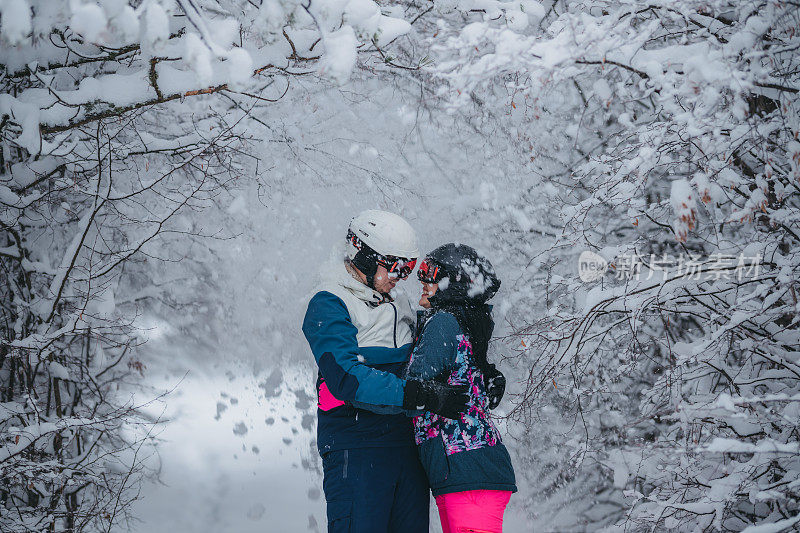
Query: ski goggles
417 259 442 284
378 256 417 280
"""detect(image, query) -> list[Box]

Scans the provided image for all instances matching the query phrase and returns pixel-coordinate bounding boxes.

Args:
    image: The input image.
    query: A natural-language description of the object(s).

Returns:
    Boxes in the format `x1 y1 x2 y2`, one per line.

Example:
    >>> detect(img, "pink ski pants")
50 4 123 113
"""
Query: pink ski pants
434 489 512 533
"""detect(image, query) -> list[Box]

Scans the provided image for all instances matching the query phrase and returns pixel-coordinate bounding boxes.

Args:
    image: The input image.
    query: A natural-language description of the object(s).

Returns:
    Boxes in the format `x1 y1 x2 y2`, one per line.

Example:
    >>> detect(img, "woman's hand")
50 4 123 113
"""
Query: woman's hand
402 379 469 419
484 365 506 409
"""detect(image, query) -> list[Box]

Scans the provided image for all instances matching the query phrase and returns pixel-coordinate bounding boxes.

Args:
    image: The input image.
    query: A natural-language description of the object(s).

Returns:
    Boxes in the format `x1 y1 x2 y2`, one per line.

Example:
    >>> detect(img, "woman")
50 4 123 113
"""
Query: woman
406 243 517 533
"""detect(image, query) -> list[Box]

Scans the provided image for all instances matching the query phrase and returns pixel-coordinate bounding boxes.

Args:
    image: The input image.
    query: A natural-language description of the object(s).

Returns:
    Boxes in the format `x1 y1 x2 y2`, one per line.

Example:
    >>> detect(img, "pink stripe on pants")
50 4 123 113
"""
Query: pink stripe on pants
434 490 512 533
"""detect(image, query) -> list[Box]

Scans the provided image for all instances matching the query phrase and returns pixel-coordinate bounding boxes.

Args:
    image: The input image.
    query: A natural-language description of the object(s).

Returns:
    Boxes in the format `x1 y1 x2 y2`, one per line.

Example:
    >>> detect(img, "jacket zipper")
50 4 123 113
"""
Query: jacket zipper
343 450 349 479
389 303 398 348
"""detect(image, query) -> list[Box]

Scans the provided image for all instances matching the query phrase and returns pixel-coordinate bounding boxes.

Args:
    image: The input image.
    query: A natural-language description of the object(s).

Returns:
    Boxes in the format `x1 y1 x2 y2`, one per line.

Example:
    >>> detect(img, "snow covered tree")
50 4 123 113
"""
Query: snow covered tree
0 0 422 530
432 0 800 529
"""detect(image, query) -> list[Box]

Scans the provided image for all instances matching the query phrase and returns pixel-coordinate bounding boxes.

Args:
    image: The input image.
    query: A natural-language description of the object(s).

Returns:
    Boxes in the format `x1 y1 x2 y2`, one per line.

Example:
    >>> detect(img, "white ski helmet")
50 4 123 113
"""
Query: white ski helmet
347 210 419 260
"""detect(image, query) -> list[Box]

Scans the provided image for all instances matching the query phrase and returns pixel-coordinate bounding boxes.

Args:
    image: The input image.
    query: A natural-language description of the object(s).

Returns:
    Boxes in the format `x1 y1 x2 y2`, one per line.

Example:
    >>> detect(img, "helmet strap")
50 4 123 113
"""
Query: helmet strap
351 247 380 290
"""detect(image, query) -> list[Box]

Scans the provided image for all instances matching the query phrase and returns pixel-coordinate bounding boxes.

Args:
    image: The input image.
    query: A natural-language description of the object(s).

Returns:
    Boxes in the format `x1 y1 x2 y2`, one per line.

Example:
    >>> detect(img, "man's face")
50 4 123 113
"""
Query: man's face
373 264 397 294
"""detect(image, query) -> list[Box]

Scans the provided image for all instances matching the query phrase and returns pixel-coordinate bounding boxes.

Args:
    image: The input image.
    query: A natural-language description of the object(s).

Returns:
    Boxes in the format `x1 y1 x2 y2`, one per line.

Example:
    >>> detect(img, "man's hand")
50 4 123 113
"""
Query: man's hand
403 379 469 419
484 365 506 410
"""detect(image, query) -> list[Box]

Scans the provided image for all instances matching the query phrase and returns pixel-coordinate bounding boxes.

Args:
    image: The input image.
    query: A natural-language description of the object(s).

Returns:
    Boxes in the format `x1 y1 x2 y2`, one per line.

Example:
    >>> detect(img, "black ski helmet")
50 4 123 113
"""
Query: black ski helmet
419 243 501 304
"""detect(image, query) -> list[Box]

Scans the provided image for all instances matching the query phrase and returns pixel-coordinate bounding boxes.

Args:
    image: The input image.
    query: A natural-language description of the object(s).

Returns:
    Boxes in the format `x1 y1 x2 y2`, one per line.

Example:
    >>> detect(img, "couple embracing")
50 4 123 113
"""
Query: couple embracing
302 210 516 533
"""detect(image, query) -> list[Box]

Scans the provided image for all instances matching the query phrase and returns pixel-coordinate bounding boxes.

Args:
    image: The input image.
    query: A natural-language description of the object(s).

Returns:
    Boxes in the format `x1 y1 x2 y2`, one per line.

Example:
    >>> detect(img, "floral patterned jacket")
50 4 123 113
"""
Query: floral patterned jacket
405 310 516 496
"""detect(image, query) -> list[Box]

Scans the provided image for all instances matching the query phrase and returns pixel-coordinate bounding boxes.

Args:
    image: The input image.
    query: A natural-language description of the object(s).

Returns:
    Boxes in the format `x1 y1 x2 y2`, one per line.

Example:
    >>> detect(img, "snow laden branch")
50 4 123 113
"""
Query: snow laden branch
0 0 417 147
431 0 800 530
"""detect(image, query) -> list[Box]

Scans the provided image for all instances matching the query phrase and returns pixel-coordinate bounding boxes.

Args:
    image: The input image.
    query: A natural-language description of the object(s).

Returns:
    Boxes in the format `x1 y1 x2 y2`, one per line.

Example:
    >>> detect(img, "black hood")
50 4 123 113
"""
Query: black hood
423 243 500 373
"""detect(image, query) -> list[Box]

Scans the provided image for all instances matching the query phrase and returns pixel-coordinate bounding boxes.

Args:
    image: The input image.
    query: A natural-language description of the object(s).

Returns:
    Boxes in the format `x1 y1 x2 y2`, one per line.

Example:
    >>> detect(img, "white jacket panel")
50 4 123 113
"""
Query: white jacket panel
314 257 414 349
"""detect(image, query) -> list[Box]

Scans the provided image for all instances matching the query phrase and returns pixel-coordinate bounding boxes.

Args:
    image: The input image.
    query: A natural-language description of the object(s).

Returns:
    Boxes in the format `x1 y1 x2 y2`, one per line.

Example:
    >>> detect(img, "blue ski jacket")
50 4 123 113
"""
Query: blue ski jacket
302 259 417 454
407 310 517 496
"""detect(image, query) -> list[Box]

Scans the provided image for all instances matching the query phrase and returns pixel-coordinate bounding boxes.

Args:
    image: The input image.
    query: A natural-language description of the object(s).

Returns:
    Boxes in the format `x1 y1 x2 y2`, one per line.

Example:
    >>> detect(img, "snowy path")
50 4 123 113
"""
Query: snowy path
130 363 326 532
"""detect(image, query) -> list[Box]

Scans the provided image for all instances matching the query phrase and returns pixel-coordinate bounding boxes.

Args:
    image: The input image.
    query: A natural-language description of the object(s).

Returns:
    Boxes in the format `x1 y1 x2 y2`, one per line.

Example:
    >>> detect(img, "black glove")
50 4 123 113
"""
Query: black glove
484 364 506 410
403 379 469 419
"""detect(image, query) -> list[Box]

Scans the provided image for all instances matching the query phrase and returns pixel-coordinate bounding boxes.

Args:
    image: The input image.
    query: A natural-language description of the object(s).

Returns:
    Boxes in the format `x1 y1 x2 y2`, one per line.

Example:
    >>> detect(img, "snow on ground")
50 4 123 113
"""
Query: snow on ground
131 355 325 532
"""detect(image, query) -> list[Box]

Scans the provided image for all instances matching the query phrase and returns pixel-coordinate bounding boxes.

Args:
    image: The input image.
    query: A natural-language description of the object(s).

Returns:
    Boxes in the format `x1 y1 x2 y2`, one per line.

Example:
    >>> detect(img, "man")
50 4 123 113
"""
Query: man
302 210 469 532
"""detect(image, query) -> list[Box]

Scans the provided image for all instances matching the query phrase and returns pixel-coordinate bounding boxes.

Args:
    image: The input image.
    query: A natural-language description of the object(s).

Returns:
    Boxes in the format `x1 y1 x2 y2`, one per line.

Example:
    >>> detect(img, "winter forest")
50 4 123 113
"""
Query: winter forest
1 0 799 531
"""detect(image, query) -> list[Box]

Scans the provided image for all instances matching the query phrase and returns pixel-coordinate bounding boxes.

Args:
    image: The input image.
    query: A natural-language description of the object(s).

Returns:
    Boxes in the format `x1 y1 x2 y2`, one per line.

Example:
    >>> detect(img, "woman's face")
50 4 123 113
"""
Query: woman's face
419 281 438 309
